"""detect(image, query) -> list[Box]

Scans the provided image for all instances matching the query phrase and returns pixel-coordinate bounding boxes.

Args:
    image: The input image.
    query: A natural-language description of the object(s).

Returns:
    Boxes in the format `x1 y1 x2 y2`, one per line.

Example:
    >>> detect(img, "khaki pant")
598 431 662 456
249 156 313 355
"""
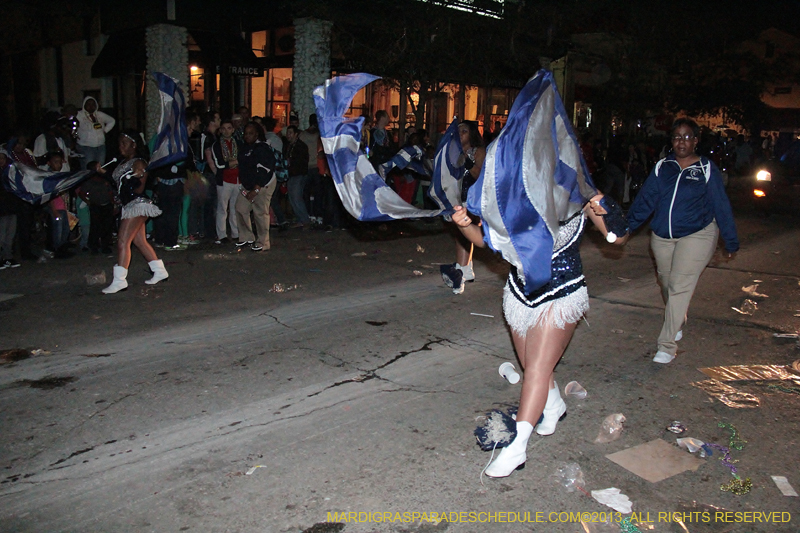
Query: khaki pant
235 179 276 249
650 221 719 356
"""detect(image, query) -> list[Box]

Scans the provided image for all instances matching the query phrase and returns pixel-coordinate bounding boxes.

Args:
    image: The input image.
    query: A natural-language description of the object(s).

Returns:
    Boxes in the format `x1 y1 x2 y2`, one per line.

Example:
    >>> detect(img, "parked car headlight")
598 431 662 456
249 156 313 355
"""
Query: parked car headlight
756 170 772 181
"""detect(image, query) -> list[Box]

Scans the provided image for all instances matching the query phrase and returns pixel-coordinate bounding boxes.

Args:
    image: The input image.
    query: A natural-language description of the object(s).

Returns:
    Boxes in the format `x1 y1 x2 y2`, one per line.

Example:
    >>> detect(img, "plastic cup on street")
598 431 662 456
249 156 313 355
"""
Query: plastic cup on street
498 362 520 384
565 381 587 399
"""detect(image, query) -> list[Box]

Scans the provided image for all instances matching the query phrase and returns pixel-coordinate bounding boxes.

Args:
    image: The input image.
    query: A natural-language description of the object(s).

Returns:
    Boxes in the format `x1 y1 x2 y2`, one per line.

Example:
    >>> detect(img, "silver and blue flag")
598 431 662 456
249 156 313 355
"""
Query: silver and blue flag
148 72 188 171
3 164 93 204
429 118 465 213
466 69 597 293
314 73 444 221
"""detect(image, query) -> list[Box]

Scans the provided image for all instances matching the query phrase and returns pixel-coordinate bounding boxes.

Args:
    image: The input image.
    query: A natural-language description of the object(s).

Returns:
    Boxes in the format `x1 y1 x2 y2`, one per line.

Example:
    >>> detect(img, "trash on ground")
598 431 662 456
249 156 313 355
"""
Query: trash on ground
269 283 299 293
416 244 425 253
85 272 106 285
351 252 367 256
474 407 517 451
741 284 768 298
552 462 585 492
672 502 732 533
595 413 625 443
605 439 703 483
407 259 413 262
611 329 624 334
698 364 800 382
308 253 320 259
691 379 760 408
470 312 494 318
498 362 520 384
245 465 266 475
677 437 711 457
771 475 798 497
0 349 31 364
773 333 799 339
666 421 687 434
617 277 631 282
565 381 587 399
203 252 244 260
365 321 387 326
590 487 633 514
412 270 423 276
31 349 51 356
731 299 757 315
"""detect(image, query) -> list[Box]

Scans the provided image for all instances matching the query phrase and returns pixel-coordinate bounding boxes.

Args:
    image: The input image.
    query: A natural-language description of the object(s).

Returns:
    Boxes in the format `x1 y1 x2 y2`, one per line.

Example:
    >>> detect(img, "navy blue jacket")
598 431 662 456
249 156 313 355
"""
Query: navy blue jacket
627 156 739 253
238 141 276 190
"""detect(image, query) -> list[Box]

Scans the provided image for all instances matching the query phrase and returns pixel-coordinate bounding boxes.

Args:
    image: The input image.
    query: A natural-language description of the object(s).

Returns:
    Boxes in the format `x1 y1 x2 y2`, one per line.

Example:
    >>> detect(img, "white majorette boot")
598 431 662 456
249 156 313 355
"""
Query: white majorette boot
456 261 475 282
484 421 533 478
102 265 128 294
535 381 567 436
144 259 169 285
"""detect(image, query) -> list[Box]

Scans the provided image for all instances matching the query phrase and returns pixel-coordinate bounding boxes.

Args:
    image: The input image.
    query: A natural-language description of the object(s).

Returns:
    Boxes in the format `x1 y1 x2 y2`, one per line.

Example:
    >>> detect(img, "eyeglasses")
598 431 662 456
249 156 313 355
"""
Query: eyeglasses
672 134 695 142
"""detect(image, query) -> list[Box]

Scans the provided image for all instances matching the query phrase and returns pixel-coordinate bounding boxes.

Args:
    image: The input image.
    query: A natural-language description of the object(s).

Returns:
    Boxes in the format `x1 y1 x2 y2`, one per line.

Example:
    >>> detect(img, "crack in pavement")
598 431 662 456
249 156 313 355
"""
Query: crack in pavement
259 312 294 329
305 338 445 398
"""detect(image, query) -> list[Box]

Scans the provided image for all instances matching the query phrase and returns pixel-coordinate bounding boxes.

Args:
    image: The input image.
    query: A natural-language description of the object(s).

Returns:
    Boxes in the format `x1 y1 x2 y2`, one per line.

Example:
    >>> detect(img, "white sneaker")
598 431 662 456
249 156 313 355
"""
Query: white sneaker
675 330 683 342
456 261 475 282
653 351 675 364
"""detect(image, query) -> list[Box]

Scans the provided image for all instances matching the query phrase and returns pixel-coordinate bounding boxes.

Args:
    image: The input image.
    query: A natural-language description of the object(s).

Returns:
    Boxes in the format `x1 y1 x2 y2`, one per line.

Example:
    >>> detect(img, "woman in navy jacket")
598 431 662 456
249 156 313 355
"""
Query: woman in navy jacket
627 118 739 364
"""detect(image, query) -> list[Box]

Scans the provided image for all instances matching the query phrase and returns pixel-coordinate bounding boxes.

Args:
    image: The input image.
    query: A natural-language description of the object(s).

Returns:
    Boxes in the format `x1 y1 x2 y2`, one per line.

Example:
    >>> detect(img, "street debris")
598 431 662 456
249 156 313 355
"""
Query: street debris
564 381 587 399
552 462 585 492
611 329 624 334
412 270 423 276
708 422 751 495
245 465 266 475
731 299 757 315
365 321 387 326
31 349 51 356
771 475 798 497
773 333 799 339
203 253 244 261
691 379 760 408
698 364 800 382
617 277 631 282
16 376 77 390
84 272 106 285
269 283 299 293
498 362 520 384
470 312 494 318
416 244 425 253
741 284 768 297
676 437 710 457
591 487 633 514
595 413 625 443
351 252 367 256
474 407 517 451
0 349 31 364
605 439 703 483
665 420 687 434
308 253 320 259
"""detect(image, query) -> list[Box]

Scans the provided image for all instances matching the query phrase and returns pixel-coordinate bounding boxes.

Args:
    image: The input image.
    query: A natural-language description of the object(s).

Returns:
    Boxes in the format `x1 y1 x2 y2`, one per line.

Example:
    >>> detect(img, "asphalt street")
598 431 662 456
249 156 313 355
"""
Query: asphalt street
0 205 798 533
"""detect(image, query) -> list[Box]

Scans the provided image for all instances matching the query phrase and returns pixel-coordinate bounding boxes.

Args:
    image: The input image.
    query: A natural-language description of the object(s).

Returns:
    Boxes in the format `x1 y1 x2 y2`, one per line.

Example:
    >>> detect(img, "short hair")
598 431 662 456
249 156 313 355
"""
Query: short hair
46 151 63 162
286 125 300 135
186 111 199 124
671 118 699 138
375 110 389 121
220 117 234 127
263 116 277 131
203 112 219 126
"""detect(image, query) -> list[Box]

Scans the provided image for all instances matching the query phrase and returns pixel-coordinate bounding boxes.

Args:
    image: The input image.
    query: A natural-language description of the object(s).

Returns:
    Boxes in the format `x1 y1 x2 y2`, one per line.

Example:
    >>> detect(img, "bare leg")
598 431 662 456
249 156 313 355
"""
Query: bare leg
514 322 577 425
115 216 147 269
132 223 158 262
455 233 472 267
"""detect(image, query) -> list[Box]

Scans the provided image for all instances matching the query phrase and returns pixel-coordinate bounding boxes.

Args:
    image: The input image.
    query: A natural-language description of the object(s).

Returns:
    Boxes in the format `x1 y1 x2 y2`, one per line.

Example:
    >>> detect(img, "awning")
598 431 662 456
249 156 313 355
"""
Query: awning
190 30 265 77
91 29 147 77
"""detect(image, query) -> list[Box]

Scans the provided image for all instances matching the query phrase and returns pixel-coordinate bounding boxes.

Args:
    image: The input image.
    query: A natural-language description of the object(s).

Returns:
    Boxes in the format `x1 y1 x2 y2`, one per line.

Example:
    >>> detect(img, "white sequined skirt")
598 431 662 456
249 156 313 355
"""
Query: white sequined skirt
503 283 589 336
121 197 162 219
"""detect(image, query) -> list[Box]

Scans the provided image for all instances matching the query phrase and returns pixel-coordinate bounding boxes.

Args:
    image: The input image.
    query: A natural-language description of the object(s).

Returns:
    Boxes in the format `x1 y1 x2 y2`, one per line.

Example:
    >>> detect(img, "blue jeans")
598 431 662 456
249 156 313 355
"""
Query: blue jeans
287 174 310 224
77 144 106 169
50 210 70 251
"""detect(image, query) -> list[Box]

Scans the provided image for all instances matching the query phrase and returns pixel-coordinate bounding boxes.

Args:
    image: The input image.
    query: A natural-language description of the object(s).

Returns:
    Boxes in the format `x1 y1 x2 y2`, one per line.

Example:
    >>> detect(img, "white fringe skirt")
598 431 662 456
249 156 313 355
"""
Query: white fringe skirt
121 198 162 219
503 283 589 336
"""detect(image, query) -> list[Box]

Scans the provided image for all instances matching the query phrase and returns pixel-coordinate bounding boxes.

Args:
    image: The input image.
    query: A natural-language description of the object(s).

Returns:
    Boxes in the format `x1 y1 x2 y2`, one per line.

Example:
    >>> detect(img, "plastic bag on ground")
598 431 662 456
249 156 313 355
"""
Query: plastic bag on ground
595 413 625 443
552 462 585 492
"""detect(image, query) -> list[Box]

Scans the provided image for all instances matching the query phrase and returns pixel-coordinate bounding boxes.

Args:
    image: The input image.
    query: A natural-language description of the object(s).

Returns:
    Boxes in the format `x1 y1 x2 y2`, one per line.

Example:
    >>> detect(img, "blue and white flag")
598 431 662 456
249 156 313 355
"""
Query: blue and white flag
378 145 430 180
466 69 597 293
4 163 93 204
429 118 465 214
314 73 443 221
148 72 188 171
